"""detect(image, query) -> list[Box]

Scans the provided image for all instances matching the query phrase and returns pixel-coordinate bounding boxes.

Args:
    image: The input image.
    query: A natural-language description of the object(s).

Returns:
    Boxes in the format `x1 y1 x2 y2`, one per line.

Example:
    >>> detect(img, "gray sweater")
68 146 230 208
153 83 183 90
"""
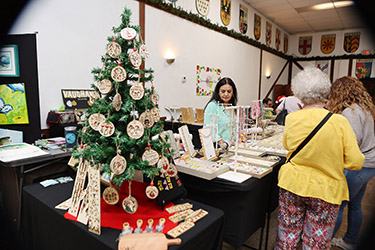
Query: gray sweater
342 104 375 168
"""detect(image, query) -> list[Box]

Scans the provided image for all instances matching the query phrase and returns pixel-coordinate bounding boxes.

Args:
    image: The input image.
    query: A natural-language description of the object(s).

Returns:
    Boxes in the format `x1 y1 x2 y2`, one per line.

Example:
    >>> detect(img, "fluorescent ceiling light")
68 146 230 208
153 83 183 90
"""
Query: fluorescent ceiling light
296 1 355 13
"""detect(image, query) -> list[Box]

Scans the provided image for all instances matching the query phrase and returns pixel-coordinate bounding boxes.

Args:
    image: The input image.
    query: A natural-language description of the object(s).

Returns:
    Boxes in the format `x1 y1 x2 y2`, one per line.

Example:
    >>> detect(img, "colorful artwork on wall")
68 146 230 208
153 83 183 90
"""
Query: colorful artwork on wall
266 22 272 46
254 14 261 41
0 45 20 77
315 61 330 75
284 33 288 53
275 28 281 51
196 65 221 96
239 5 248 34
355 59 372 79
0 83 29 125
344 32 360 53
321 34 335 54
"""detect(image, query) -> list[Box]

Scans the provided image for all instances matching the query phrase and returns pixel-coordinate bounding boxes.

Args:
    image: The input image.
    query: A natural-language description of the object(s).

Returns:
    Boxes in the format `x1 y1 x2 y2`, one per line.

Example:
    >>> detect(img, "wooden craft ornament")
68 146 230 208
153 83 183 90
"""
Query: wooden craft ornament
129 50 142 68
111 65 127 82
118 233 181 250
145 178 159 199
166 202 193 214
106 41 122 58
120 27 137 41
169 209 194 223
142 147 159 166
139 43 149 60
88 113 106 131
150 107 160 123
99 120 115 137
110 154 127 175
127 120 144 139
150 91 159 105
102 186 119 205
88 166 101 235
167 221 195 238
139 111 154 128
157 156 170 173
89 91 101 104
166 163 178 178
97 79 113 95
112 92 122 112
122 195 138 214
129 82 145 100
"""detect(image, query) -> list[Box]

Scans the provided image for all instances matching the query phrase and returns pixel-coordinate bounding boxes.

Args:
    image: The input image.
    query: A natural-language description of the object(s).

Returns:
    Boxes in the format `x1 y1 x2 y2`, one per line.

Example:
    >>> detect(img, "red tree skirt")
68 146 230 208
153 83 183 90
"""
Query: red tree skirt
64 180 177 233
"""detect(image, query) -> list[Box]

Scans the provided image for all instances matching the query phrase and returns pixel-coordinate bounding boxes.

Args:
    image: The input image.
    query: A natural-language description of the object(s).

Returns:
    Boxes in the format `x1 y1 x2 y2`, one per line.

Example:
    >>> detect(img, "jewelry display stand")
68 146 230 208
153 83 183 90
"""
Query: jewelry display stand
198 127 217 161
178 125 196 157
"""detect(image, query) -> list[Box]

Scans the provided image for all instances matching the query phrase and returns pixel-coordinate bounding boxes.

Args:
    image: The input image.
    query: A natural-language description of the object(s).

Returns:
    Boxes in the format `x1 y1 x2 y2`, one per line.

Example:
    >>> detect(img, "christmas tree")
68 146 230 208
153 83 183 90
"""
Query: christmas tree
72 8 173 210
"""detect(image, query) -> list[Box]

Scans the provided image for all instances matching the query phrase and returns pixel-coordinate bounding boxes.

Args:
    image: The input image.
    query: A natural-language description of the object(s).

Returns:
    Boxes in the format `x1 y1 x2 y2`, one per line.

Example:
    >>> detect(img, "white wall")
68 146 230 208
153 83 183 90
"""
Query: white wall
9 0 289 128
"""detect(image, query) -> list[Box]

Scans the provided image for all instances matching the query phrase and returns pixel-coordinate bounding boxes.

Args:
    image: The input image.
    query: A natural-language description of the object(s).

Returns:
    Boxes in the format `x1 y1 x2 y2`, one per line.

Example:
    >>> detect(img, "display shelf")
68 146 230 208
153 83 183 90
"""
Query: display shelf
174 157 229 180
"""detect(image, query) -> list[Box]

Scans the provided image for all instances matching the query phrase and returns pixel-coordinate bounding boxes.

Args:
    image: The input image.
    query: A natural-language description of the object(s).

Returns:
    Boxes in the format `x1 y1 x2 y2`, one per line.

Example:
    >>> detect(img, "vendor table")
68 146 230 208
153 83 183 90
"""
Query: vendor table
0 149 71 231
22 181 225 250
163 121 203 149
179 158 284 249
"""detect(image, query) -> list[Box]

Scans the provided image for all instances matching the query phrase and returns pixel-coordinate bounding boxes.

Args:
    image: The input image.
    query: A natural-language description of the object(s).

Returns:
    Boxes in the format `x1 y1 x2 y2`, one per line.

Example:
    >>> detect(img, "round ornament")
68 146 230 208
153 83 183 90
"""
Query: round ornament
99 121 115 137
149 91 159 105
102 187 119 205
150 107 160 123
120 27 137 41
129 83 145 100
142 148 159 166
112 93 122 111
122 196 138 214
127 120 144 139
139 44 149 60
145 185 159 199
139 111 154 128
111 65 127 82
98 79 113 95
157 156 170 172
110 154 127 175
88 113 106 131
106 42 122 58
129 51 142 68
89 91 101 104
166 163 178 178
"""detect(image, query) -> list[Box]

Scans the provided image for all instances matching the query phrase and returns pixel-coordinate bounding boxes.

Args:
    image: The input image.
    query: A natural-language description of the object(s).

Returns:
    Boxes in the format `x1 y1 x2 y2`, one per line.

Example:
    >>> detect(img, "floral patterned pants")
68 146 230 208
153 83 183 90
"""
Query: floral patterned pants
275 188 339 250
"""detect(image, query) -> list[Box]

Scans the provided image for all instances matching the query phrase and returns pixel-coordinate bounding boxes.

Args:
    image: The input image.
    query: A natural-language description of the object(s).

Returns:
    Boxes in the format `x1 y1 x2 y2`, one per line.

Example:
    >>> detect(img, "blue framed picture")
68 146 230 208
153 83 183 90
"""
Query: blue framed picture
0 45 20 77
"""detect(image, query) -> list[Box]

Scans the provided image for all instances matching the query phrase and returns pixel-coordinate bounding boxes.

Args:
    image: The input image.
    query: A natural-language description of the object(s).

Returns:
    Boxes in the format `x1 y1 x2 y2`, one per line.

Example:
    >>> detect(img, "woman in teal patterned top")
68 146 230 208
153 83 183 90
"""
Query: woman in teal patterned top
203 77 238 148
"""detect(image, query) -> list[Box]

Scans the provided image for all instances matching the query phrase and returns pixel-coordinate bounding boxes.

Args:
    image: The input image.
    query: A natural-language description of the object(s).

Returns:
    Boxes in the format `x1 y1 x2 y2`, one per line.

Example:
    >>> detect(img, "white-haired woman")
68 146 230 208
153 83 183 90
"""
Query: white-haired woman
275 67 364 250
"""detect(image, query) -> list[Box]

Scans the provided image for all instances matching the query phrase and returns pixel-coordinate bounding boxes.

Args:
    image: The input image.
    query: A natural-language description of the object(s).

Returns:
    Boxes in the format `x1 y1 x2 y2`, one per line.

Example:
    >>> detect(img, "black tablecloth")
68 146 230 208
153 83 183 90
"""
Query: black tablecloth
22 181 224 250
179 157 284 248
163 121 203 149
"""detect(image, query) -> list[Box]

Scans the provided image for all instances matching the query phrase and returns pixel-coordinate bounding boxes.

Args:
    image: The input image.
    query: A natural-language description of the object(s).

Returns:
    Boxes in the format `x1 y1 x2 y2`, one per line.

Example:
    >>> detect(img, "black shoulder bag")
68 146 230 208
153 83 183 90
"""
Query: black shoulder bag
275 100 288 125
286 112 333 163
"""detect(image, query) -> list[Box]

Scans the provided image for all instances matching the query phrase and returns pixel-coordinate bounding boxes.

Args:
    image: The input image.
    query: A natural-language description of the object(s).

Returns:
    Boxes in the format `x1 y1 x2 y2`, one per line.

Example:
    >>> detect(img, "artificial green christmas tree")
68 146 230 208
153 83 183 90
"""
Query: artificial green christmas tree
71 7 174 214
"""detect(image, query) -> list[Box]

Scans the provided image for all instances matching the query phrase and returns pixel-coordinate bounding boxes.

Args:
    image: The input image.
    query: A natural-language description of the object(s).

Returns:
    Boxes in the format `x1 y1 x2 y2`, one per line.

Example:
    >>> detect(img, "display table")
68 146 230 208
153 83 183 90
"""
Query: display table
0 148 71 231
179 157 284 248
163 121 203 149
22 181 225 250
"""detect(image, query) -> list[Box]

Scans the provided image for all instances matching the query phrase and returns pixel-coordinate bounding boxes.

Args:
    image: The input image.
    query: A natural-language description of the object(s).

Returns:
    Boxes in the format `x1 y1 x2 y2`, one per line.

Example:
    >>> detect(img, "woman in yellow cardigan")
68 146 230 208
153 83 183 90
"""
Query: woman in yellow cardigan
275 67 364 250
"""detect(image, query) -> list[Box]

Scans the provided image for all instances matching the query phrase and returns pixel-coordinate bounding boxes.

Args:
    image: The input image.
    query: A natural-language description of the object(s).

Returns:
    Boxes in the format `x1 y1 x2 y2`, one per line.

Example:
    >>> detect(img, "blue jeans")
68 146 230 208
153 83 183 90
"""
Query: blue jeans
332 167 375 244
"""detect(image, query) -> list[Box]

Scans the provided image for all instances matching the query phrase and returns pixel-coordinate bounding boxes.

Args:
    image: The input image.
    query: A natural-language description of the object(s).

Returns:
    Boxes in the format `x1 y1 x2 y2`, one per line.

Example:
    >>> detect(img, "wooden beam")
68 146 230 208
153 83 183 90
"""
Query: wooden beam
264 60 289 99
293 61 304 70
348 58 353 76
330 59 335 82
287 60 292 85
139 1 146 75
258 49 263 99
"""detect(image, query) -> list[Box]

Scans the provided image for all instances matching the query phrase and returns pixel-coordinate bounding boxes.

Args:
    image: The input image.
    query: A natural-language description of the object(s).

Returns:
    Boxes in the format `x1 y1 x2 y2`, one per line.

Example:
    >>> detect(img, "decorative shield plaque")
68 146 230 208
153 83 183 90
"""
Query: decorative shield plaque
196 0 209 16
239 5 248 34
344 32 360 53
276 28 281 51
284 33 288 53
321 34 335 54
111 66 127 82
266 21 272 46
254 14 261 41
299 36 312 55
220 0 231 26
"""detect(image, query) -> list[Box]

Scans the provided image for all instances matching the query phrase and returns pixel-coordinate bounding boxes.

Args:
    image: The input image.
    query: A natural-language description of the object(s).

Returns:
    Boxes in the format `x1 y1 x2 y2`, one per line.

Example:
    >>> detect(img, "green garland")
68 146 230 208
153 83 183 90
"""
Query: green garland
139 0 375 61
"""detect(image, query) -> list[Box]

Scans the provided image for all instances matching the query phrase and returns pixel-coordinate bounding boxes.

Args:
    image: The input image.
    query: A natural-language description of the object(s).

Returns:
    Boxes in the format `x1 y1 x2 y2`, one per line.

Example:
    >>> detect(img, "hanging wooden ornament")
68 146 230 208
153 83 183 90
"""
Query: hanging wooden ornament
139 43 149 60
129 47 142 68
157 156 170 173
112 87 122 112
111 65 127 82
97 79 113 95
150 107 160 123
110 153 127 175
89 91 101 104
127 120 144 139
120 27 137 41
99 119 115 137
102 186 119 205
145 178 159 199
129 82 145 100
142 147 160 166
166 163 178 178
139 111 154 128
149 91 160 105
122 181 138 214
88 113 106 131
107 41 122 58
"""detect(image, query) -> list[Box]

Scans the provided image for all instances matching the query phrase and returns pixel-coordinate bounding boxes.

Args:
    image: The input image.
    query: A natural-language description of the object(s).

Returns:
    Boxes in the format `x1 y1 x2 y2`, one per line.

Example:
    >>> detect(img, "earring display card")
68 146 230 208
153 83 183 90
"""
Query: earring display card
178 125 195 157
198 127 216 161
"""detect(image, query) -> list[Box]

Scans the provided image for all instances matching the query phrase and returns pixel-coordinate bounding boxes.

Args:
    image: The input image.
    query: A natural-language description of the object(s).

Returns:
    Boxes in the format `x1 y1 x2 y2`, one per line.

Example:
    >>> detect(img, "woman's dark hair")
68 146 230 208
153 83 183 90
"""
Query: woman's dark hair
204 77 238 110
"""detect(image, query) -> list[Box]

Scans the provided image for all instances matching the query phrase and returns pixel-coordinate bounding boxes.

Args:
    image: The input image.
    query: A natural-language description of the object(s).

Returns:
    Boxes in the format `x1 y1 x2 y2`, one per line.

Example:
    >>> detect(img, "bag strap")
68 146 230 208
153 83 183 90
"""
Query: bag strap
286 112 333 163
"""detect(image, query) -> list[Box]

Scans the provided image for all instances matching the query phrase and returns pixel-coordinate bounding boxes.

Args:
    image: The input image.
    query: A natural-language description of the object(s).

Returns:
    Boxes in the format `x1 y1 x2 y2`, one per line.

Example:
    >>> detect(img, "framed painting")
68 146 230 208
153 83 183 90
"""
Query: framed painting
0 45 20 77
